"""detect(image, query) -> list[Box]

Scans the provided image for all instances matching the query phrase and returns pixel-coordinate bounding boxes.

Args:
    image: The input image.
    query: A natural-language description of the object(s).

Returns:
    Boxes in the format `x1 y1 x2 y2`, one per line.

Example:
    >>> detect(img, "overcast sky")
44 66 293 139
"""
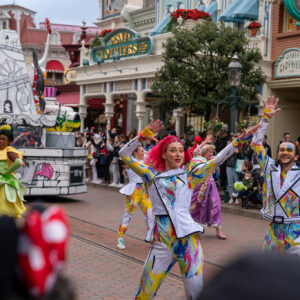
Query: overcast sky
1 0 99 27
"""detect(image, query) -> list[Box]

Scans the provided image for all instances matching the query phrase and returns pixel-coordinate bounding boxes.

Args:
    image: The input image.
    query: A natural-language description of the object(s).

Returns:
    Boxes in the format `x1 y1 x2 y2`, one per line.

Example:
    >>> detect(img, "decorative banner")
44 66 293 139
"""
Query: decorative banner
91 28 153 63
274 48 300 78
284 0 300 21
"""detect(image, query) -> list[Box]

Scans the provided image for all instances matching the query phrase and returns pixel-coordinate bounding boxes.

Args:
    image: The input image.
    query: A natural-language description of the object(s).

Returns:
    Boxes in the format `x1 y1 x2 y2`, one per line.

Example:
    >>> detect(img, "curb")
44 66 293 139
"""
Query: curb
87 182 266 221
221 203 265 221
87 182 122 192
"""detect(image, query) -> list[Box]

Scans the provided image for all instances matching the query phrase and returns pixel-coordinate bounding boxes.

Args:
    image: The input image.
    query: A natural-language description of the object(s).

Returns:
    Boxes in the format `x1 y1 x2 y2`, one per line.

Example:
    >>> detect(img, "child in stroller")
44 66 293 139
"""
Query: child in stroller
233 161 263 209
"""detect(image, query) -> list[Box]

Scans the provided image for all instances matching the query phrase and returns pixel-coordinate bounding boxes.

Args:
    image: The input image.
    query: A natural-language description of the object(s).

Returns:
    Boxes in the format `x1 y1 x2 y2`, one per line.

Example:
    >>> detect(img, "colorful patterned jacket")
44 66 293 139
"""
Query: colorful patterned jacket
119 135 243 241
252 120 300 223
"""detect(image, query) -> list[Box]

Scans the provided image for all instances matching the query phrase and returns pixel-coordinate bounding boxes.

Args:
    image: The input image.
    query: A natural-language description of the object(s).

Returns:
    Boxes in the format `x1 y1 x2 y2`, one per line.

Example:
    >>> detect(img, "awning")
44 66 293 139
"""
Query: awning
46 60 64 73
219 0 258 22
206 0 218 23
150 12 171 36
219 0 241 22
231 0 258 21
87 98 105 109
56 91 79 107
197 1 206 11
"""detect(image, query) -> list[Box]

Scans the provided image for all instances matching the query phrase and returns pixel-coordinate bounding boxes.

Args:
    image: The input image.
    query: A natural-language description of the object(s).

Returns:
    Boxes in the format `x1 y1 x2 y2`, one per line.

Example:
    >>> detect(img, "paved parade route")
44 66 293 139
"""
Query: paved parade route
29 185 269 299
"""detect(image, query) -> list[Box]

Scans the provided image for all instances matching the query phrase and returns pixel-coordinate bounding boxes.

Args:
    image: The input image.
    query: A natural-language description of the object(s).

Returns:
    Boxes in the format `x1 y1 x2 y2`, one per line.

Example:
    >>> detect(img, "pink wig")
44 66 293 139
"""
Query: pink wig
144 136 183 171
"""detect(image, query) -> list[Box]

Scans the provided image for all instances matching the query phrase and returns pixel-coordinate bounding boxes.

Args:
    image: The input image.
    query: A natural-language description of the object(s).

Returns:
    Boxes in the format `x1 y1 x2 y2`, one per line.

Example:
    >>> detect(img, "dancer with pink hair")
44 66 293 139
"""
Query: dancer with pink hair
119 119 260 299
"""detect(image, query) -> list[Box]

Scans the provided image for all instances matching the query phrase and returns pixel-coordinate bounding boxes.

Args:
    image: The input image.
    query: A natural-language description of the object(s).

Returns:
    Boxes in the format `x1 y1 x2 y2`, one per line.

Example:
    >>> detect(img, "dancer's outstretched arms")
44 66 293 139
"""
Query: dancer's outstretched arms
252 96 280 172
187 125 260 190
119 120 163 183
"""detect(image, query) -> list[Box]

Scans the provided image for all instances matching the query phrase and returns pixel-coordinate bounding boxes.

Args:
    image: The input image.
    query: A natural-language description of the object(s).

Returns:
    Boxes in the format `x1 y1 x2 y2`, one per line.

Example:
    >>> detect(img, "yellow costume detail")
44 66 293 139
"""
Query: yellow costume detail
0 146 26 219
118 183 152 238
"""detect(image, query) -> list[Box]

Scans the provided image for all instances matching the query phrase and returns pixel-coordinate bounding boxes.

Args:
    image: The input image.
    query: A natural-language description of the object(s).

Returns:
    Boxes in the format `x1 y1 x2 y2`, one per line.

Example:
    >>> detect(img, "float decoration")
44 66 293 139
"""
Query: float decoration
0 21 87 196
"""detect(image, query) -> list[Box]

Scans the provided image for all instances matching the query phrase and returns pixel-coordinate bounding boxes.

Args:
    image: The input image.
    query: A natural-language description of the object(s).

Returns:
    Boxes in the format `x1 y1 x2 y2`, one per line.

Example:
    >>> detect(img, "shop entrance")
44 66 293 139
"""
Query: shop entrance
86 98 105 131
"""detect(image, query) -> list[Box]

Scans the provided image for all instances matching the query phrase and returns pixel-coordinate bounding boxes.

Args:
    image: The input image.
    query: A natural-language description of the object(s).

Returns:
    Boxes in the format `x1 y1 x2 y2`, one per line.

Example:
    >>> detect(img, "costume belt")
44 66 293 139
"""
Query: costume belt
261 209 300 224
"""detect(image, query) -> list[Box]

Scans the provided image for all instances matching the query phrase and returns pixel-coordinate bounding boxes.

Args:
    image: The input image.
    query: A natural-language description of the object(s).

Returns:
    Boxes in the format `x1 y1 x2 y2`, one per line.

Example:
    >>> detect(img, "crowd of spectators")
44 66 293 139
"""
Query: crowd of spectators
76 125 300 209
75 126 136 187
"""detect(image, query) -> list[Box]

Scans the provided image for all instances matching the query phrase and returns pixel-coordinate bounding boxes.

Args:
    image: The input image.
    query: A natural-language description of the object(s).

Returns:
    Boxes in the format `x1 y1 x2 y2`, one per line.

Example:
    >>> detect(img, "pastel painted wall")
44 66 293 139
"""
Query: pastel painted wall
266 93 300 156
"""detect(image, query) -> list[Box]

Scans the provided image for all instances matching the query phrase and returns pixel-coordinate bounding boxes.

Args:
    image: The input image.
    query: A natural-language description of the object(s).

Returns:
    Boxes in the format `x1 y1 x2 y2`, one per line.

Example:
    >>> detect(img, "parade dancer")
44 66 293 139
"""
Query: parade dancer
117 146 153 249
0 125 26 218
119 119 259 299
252 96 300 254
190 144 226 240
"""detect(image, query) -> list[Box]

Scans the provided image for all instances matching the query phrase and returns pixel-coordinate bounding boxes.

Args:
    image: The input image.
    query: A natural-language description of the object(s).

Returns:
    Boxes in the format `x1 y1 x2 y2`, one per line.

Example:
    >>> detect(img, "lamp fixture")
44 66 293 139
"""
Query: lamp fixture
228 53 242 87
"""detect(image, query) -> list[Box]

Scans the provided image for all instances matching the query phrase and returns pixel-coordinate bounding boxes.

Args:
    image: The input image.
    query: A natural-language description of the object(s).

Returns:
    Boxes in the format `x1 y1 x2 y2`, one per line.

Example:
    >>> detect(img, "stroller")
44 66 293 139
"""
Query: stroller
241 169 263 209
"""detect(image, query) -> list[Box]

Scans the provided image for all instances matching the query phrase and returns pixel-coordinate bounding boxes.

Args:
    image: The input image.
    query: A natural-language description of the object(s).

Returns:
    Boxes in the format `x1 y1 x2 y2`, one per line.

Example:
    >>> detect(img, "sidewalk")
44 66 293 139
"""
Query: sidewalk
86 182 265 221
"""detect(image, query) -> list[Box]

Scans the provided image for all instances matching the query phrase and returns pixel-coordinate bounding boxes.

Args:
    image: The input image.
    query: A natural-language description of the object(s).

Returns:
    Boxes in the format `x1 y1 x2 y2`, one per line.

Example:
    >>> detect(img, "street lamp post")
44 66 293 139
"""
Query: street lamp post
228 53 243 133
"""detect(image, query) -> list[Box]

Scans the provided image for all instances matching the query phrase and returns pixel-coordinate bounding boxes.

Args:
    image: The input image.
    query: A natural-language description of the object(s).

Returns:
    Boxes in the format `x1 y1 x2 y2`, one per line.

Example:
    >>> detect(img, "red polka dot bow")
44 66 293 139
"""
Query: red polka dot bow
17 206 69 297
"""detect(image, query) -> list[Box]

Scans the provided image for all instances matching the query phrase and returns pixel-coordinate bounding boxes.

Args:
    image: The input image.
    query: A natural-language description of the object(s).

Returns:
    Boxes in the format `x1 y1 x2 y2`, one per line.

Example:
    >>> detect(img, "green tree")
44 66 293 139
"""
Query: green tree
151 20 266 116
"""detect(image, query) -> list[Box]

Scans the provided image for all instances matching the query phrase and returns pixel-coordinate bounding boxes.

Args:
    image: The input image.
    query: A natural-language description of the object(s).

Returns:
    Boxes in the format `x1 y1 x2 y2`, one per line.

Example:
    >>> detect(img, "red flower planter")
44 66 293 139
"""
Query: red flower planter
171 9 212 22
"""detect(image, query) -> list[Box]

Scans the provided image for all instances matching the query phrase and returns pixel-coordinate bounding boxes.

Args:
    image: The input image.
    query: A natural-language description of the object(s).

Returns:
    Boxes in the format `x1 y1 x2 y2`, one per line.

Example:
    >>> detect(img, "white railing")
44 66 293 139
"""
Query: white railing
247 35 267 57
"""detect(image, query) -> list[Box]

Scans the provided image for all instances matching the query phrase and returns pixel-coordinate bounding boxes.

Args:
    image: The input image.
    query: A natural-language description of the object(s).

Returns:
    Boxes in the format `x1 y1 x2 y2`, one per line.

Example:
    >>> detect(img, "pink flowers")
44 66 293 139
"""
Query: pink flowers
171 9 212 22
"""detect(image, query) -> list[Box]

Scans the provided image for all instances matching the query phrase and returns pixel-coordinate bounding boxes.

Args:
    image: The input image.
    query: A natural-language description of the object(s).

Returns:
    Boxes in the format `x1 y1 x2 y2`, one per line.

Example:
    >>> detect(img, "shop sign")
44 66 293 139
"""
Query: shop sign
274 48 300 78
91 28 153 63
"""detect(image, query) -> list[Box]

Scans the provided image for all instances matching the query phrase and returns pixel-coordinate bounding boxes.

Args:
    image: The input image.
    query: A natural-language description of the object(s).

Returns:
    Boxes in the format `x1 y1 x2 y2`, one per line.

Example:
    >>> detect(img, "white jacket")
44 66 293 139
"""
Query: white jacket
119 167 145 196
119 137 238 241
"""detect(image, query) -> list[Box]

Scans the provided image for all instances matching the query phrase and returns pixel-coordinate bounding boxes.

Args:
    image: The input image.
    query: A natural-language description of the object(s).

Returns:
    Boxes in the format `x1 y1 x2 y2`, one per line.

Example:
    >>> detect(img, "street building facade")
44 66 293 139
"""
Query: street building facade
267 1 300 150
75 0 275 137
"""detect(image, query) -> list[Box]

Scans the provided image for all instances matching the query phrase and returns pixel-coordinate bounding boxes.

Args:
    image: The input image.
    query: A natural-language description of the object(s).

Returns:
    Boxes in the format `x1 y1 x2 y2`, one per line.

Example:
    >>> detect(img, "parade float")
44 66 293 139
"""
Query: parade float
0 22 87 196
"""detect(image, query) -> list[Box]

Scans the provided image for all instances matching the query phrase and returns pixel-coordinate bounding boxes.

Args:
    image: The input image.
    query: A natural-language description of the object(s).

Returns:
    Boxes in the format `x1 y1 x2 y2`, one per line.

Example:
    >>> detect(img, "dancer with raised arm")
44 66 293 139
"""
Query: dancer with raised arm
117 145 153 249
119 119 260 299
252 96 300 254
190 142 227 240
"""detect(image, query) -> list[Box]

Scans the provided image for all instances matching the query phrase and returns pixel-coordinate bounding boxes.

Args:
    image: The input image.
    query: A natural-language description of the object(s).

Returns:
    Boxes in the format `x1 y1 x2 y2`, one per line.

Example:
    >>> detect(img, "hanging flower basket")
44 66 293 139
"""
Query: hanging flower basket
249 28 258 36
247 21 262 37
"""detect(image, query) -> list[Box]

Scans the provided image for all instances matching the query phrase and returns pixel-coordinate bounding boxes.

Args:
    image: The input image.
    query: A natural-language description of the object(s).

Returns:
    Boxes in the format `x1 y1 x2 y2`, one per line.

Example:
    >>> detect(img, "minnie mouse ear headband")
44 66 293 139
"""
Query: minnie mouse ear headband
17 205 69 297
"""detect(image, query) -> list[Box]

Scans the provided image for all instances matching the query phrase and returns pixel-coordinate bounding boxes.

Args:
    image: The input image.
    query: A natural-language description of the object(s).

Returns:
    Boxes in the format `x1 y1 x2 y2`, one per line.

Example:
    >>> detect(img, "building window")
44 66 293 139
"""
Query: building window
46 72 63 85
50 32 61 45
2 21 7 29
283 6 293 32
